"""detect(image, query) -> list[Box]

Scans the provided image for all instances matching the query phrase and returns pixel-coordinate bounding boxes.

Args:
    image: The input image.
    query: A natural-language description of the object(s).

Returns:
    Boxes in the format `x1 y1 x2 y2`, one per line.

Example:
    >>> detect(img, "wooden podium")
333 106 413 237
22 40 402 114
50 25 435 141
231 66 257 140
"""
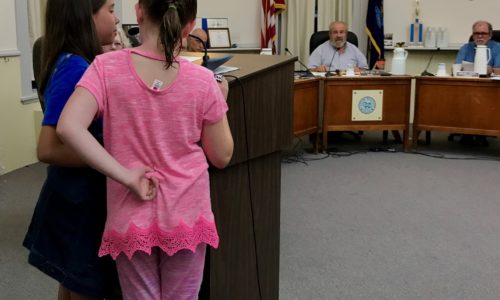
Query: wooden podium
199 54 295 300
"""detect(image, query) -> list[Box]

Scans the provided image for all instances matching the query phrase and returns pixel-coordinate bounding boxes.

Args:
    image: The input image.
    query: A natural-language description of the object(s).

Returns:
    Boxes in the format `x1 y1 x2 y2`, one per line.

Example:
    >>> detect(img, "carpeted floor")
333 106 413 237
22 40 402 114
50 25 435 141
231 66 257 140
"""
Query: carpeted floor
2 132 500 299
279 132 500 300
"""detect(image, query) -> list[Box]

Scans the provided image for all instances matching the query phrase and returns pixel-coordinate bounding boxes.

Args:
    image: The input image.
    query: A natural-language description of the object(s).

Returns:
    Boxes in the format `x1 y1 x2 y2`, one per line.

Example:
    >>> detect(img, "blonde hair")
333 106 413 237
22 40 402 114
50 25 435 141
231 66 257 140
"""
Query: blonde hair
117 27 131 48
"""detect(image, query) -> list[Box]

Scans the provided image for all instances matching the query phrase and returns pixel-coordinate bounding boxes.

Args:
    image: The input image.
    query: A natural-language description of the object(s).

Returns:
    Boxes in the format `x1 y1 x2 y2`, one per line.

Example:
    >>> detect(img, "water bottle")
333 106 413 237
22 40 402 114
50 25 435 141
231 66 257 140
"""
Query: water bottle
424 27 436 48
390 47 408 75
441 28 449 48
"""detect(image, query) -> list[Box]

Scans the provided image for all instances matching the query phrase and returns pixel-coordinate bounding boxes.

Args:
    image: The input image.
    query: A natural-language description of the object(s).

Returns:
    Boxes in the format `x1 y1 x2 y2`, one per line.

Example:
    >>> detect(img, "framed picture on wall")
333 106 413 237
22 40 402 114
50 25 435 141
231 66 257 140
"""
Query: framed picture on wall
207 28 232 48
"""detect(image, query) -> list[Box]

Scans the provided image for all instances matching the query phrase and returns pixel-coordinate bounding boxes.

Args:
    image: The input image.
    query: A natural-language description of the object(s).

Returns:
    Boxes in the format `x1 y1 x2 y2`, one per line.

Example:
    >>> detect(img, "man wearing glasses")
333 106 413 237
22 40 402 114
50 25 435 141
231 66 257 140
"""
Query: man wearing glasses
452 20 500 146
455 20 500 73
187 28 208 52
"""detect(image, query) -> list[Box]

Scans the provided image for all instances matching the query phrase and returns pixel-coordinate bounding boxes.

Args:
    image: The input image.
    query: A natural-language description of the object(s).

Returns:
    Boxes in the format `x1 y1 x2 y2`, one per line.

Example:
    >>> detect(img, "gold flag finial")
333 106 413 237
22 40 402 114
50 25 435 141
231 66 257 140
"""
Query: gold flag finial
415 0 420 19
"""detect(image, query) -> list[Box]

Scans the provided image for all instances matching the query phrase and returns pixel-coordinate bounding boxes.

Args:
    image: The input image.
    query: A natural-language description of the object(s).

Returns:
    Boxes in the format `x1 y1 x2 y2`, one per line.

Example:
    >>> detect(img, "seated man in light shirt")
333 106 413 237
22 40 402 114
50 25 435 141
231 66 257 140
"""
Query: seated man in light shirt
308 21 368 72
456 20 500 74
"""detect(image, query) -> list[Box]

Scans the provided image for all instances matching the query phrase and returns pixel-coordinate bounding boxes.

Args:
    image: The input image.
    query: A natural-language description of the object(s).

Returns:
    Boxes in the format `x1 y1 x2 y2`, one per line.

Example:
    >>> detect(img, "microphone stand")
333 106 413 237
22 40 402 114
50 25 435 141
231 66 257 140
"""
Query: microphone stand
284 48 313 76
421 47 440 76
188 34 209 67
325 48 338 77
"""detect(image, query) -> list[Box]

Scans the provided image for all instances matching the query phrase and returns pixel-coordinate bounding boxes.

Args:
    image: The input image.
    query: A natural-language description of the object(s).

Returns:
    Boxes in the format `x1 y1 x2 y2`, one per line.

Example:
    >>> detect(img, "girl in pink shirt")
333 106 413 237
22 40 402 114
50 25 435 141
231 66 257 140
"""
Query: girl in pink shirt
57 0 234 299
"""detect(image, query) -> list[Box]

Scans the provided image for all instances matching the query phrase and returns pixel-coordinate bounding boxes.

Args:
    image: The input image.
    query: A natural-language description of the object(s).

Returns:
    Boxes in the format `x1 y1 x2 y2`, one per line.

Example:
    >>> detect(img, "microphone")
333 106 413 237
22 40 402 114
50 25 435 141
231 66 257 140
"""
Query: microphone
127 27 141 47
325 48 339 77
188 34 209 67
421 47 441 76
284 48 313 75
188 33 233 71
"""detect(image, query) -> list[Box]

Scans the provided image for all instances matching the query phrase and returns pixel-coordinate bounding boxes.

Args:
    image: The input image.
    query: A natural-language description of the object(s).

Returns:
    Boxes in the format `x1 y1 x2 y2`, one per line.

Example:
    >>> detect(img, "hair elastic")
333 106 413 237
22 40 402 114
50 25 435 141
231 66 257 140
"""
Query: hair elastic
168 4 177 11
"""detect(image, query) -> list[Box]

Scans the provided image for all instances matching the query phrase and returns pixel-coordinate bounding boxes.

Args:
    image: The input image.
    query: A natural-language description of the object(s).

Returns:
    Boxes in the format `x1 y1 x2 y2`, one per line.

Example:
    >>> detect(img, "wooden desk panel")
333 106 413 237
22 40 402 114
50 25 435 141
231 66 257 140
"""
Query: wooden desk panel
322 76 412 151
414 77 500 146
293 78 320 152
293 78 320 137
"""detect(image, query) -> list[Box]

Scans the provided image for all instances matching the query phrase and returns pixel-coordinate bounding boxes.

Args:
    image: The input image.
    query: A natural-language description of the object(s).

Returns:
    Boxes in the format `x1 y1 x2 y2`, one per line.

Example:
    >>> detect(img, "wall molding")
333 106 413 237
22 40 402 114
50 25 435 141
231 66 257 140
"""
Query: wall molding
0 49 21 57
21 93 39 104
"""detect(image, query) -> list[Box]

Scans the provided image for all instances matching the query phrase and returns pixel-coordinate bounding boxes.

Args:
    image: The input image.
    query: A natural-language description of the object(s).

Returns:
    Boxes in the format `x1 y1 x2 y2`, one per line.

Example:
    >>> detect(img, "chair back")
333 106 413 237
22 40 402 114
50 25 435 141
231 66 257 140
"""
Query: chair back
468 30 500 43
309 30 358 54
32 36 45 111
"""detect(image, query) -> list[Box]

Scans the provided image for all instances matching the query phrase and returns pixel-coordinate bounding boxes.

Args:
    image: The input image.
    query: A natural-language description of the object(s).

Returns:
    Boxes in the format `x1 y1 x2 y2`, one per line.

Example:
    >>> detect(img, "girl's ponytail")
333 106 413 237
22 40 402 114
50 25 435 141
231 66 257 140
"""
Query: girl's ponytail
160 3 182 68
139 0 197 69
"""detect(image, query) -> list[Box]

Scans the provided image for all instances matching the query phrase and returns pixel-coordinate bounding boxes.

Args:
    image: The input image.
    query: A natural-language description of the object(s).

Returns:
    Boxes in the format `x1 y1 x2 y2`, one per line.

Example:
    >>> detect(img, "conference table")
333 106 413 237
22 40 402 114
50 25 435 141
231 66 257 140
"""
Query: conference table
293 75 410 151
413 76 500 147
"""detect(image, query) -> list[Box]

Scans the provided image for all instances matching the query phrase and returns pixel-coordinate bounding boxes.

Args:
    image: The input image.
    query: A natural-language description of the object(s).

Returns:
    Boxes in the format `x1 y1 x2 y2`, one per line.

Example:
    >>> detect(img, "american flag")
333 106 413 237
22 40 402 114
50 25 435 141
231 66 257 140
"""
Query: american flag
260 0 286 53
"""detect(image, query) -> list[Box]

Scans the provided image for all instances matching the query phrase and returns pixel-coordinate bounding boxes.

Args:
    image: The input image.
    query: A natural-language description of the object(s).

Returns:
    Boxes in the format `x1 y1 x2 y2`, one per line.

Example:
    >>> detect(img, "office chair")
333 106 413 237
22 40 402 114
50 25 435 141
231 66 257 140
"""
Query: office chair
467 30 500 42
32 36 45 111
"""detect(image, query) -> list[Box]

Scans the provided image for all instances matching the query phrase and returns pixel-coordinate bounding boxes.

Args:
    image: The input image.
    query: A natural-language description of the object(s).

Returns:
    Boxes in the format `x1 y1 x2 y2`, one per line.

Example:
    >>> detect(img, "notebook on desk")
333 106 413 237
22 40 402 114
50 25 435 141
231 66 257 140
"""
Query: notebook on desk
205 54 233 71
214 65 239 74
294 71 315 78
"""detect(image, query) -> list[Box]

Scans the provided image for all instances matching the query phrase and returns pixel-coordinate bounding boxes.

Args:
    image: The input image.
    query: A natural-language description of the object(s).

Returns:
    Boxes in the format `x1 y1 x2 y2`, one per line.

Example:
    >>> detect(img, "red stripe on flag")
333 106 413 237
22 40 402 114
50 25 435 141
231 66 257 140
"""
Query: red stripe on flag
261 0 282 52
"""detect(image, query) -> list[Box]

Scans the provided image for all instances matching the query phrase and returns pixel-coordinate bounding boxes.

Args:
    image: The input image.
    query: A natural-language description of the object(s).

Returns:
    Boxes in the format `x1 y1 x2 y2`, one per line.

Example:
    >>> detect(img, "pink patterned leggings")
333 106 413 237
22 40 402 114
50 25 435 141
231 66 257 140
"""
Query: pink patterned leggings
115 244 206 300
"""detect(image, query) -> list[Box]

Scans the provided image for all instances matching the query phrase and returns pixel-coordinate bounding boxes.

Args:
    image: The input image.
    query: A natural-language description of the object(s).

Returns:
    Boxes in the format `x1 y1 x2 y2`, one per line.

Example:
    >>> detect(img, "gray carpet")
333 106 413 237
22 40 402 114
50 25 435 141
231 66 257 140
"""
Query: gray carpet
279 133 500 300
0 163 57 299
2 132 500 299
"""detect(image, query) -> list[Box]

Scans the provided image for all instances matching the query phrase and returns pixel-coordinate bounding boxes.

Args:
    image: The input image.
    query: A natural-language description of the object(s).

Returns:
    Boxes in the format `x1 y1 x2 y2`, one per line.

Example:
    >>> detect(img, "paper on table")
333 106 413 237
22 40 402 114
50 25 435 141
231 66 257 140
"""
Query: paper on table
214 65 239 74
179 55 202 62
311 71 326 77
461 61 474 72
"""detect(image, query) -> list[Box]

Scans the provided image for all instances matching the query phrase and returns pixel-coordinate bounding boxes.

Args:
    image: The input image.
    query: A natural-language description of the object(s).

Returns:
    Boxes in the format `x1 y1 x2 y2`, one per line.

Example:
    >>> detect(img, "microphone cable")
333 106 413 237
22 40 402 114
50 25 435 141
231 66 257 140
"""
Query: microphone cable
223 74 264 300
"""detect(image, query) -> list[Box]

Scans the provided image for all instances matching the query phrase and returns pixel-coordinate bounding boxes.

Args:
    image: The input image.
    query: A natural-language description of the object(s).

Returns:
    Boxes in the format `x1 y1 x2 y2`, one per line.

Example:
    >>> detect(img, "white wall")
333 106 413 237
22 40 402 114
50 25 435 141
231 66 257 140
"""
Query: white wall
0 57 40 175
0 0 17 52
385 0 500 46
121 0 261 47
198 1 260 47
0 0 42 174
122 0 500 51
121 0 136 24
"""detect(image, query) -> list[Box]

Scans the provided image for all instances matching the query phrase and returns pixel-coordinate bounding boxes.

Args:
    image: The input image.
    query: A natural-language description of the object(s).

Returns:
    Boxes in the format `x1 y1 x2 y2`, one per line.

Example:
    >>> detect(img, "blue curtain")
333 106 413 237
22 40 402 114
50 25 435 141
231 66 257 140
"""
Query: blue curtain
365 0 384 69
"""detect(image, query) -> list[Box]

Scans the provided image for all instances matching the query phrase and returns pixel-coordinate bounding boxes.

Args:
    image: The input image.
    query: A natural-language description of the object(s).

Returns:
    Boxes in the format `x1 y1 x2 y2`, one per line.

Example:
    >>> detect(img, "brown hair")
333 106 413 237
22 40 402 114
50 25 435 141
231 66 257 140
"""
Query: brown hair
39 0 104 94
139 0 197 68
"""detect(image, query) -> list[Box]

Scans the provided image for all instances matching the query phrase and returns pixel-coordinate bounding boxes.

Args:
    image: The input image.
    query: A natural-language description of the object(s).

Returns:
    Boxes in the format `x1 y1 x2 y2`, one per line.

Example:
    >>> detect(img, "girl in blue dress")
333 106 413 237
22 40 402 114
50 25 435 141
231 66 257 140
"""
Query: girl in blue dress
23 0 120 299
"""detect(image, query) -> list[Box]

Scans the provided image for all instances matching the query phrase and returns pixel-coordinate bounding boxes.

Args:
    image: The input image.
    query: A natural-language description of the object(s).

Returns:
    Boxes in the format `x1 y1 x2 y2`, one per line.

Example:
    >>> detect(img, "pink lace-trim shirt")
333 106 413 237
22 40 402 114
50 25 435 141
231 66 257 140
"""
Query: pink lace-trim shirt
77 49 228 259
